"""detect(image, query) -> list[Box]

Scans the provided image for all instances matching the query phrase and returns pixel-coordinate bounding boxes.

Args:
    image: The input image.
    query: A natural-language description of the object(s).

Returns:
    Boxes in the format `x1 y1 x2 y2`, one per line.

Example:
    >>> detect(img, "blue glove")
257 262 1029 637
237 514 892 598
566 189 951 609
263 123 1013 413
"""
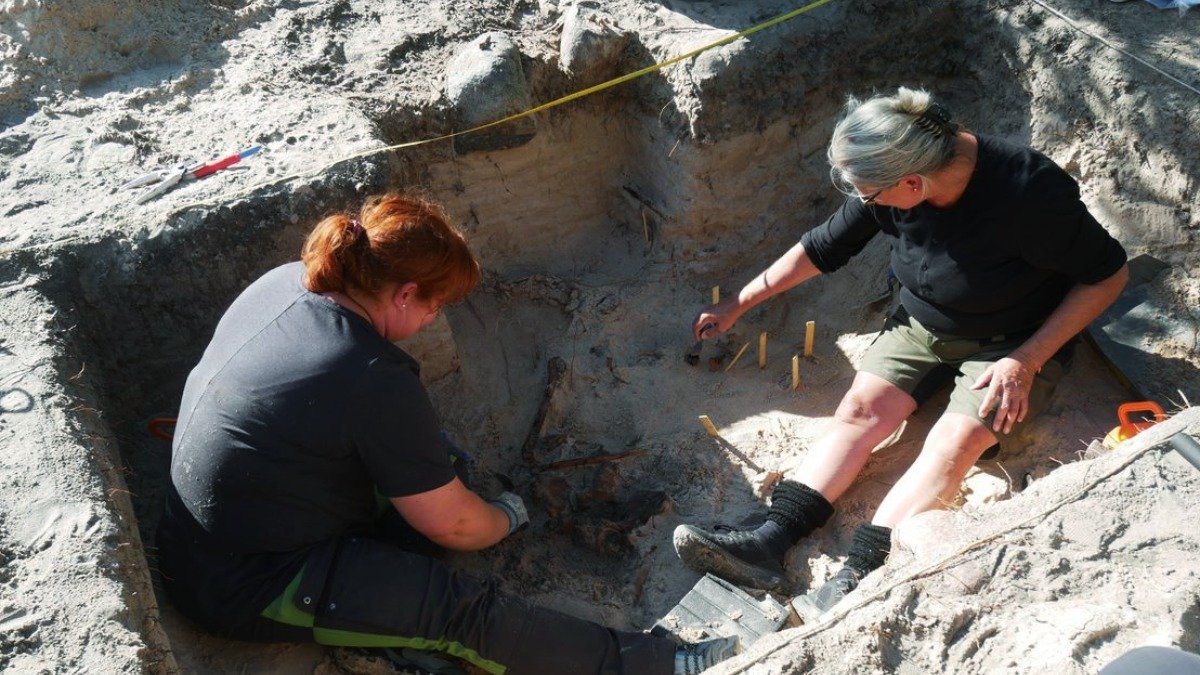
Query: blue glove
488 491 529 535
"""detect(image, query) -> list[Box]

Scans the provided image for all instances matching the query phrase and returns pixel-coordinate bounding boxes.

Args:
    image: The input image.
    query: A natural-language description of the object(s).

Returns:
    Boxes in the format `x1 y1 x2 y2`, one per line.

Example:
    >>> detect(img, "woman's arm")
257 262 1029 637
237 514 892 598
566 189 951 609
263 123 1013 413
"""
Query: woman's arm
693 240 824 339
391 478 511 551
974 263 1129 433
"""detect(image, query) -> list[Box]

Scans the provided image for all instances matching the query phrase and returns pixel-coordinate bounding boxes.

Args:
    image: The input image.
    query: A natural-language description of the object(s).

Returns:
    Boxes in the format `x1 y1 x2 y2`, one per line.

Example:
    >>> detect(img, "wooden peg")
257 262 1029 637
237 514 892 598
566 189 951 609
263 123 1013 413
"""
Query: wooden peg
758 331 767 369
804 320 815 357
724 342 750 372
698 415 720 438
791 355 800 390
712 286 720 305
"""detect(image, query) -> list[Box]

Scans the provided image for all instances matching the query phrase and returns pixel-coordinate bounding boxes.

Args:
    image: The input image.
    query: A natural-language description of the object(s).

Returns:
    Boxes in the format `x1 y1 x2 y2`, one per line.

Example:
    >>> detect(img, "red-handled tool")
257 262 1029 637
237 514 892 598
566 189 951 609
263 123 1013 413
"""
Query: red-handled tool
120 145 262 204
189 145 262 178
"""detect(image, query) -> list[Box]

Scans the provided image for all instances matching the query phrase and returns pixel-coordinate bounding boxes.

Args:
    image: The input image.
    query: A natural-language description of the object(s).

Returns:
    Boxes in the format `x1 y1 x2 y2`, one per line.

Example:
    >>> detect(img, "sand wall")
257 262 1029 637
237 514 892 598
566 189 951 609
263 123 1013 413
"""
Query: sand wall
0 0 1197 672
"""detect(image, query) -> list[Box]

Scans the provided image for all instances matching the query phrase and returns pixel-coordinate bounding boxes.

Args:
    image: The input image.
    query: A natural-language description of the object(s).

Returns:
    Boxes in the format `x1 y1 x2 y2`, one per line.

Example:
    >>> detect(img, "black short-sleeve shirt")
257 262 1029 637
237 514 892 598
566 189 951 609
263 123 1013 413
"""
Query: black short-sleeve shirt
800 134 1127 338
157 262 456 626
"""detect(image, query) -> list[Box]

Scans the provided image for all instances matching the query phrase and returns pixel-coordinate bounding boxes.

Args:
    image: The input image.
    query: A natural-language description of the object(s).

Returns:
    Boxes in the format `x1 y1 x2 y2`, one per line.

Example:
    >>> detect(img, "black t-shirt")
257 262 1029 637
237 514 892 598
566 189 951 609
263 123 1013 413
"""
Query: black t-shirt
800 134 1127 338
157 262 456 627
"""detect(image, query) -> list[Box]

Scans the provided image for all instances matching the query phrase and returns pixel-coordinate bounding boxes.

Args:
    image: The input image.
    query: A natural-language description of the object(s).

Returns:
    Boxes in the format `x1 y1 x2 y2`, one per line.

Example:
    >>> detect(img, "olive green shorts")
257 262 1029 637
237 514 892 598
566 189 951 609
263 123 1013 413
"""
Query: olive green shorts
858 308 1075 436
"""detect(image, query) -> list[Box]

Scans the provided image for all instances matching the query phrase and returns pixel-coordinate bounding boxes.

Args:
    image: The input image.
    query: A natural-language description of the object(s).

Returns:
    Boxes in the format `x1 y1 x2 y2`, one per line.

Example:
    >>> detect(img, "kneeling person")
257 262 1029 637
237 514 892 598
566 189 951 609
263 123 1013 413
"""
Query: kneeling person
158 194 736 674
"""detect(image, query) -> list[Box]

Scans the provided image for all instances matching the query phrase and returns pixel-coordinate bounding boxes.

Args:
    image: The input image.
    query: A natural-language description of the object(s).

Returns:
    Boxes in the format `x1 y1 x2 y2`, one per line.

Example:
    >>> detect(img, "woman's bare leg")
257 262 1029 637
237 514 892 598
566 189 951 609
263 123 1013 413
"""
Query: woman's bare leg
871 412 997 527
793 372 917 501
673 372 916 590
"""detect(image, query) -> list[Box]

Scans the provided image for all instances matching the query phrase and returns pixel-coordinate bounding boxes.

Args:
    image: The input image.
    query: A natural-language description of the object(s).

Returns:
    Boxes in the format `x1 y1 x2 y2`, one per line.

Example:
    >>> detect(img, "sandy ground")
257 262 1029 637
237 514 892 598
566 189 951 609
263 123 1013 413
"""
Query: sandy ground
1 0 1198 672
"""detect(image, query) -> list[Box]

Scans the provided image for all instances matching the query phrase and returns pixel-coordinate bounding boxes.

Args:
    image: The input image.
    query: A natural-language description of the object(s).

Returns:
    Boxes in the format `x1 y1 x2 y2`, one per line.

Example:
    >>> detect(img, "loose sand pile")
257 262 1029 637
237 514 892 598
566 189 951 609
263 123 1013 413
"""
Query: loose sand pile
1 0 1198 672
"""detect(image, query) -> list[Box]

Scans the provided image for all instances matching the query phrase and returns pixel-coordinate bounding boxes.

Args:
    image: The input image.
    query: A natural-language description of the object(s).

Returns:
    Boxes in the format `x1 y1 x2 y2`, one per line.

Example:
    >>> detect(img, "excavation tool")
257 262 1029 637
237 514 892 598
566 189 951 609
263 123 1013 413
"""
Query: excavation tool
121 145 262 203
652 574 789 647
521 357 569 465
685 322 717 366
1102 401 1166 449
148 417 176 441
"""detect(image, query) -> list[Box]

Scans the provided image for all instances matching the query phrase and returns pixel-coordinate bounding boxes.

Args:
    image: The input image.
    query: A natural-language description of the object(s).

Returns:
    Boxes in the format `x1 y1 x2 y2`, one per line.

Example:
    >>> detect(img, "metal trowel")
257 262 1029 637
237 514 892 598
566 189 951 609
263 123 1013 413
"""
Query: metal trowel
685 323 716 366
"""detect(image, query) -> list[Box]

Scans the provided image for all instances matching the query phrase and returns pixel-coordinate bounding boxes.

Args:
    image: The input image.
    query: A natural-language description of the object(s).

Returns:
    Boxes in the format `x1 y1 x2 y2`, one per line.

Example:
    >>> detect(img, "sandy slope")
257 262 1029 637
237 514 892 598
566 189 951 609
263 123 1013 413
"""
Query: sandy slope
1 0 1197 672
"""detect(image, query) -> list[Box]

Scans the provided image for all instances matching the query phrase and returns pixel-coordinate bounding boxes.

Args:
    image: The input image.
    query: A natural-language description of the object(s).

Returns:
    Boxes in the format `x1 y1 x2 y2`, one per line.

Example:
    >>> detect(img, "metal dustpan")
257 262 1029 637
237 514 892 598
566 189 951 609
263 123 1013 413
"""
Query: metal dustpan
652 573 789 647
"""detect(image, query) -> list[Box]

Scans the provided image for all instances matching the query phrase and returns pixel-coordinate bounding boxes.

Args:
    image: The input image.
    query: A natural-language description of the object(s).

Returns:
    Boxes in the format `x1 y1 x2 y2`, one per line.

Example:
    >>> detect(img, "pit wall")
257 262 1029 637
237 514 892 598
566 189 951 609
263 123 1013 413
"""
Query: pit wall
4 0 1196 670
0 158 389 672
0 285 171 673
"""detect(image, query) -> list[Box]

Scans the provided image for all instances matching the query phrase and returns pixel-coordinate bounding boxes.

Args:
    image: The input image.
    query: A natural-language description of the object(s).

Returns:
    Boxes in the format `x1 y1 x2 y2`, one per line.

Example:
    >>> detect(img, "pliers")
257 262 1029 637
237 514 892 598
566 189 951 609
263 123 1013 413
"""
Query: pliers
120 145 262 204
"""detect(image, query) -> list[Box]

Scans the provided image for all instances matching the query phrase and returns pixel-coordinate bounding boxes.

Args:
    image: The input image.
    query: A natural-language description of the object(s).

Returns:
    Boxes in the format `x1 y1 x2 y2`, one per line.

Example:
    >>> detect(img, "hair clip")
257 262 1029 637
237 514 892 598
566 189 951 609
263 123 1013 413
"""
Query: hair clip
348 219 364 236
915 102 955 138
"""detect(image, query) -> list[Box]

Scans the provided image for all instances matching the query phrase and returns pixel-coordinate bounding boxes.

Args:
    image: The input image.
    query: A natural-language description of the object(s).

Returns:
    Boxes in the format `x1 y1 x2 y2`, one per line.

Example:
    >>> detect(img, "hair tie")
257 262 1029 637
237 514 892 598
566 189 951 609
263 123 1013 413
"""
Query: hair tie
914 102 956 138
347 218 363 236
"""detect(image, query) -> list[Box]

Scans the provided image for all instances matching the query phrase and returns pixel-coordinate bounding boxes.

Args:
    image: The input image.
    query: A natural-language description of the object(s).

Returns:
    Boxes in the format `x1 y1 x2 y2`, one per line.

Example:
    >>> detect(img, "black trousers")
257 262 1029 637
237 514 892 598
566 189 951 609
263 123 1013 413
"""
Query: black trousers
223 514 676 675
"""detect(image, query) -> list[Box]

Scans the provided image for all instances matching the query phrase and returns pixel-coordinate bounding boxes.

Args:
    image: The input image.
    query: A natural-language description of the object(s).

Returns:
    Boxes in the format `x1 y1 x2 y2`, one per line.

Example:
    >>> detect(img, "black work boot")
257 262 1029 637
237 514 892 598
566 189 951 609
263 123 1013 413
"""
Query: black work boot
791 566 861 623
672 524 788 591
673 481 834 591
673 635 739 675
792 523 892 622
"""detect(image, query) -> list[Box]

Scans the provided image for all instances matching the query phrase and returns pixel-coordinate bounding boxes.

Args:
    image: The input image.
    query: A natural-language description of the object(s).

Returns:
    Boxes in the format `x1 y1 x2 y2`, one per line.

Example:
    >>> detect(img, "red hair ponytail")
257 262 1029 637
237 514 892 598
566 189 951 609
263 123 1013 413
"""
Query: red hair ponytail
301 195 480 304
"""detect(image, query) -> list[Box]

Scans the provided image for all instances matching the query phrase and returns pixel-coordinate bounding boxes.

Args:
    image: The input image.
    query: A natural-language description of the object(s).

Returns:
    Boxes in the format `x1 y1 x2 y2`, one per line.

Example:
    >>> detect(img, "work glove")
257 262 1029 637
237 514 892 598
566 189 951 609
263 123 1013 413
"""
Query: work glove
488 491 529 535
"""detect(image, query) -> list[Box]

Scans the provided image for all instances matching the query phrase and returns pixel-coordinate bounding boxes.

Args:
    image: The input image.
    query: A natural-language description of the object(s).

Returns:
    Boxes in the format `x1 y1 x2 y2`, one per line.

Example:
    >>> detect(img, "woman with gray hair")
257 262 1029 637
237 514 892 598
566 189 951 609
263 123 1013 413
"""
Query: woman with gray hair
673 86 1129 619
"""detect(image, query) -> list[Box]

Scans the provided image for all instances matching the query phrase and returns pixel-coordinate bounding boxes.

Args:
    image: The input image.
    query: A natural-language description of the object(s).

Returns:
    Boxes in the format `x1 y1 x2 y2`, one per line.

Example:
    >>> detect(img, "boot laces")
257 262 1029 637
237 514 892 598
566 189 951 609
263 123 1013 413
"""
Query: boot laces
711 526 762 545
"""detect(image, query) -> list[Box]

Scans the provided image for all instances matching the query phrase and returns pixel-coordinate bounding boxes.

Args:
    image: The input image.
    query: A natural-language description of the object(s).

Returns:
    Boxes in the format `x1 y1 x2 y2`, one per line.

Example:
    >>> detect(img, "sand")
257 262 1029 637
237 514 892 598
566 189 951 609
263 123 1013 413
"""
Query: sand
1 0 1198 672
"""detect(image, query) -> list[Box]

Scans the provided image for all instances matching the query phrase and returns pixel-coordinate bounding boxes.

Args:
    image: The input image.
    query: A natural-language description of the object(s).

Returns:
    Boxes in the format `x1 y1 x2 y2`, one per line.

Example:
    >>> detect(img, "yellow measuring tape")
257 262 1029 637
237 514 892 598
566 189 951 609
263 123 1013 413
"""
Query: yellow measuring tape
169 0 836 215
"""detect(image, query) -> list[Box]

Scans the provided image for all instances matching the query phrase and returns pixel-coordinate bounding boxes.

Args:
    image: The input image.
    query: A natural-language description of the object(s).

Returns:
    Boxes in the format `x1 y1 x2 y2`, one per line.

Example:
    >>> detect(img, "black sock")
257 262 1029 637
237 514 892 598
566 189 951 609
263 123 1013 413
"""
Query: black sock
844 523 892 576
760 480 834 557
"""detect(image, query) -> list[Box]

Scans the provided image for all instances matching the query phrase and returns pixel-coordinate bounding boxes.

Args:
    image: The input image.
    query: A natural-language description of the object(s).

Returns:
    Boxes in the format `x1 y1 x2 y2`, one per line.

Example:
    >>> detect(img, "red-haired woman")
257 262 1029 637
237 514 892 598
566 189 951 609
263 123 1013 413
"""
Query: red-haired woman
156 195 734 674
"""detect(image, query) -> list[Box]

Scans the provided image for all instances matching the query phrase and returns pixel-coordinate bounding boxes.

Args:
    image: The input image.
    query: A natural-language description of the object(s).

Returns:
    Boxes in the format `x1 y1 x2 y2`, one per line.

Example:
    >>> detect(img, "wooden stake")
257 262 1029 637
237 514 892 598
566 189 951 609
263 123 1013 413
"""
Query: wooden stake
712 286 720 305
724 341 750 372
698 415 720 438
791 355 800 390
521 357 569 466
804 320 816 357
758 331 768 369
539 448 648 472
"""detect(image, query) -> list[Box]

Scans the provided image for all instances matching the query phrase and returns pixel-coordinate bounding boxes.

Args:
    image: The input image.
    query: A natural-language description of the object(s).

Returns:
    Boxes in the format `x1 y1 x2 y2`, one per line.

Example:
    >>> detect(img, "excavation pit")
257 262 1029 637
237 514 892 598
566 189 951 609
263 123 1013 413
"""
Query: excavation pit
1 1 1198 672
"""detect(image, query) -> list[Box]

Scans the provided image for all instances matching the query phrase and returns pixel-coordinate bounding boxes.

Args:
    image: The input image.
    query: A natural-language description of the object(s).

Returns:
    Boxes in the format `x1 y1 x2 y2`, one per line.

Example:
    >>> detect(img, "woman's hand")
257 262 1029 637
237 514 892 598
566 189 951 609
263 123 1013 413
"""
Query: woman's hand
689 241 824 342
971 356 1037 434
692 298 743 341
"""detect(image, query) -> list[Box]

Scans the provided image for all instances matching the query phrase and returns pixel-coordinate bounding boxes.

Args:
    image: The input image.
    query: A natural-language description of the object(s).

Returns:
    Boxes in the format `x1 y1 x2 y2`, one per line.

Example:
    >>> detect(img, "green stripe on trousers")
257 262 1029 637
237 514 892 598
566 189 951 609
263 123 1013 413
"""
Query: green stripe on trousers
259 566 506 674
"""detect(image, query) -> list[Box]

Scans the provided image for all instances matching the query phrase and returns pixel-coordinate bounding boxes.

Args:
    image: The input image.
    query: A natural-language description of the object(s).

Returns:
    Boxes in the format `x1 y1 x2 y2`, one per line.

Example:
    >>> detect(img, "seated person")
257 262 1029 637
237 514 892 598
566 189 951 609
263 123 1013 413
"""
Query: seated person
673 87 1127 620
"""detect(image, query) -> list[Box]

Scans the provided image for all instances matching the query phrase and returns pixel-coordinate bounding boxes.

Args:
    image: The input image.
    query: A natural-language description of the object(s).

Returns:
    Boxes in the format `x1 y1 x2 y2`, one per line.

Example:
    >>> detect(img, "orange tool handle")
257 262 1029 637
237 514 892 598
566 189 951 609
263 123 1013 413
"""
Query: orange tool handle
148 417 177 441
1117 401 1166 437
